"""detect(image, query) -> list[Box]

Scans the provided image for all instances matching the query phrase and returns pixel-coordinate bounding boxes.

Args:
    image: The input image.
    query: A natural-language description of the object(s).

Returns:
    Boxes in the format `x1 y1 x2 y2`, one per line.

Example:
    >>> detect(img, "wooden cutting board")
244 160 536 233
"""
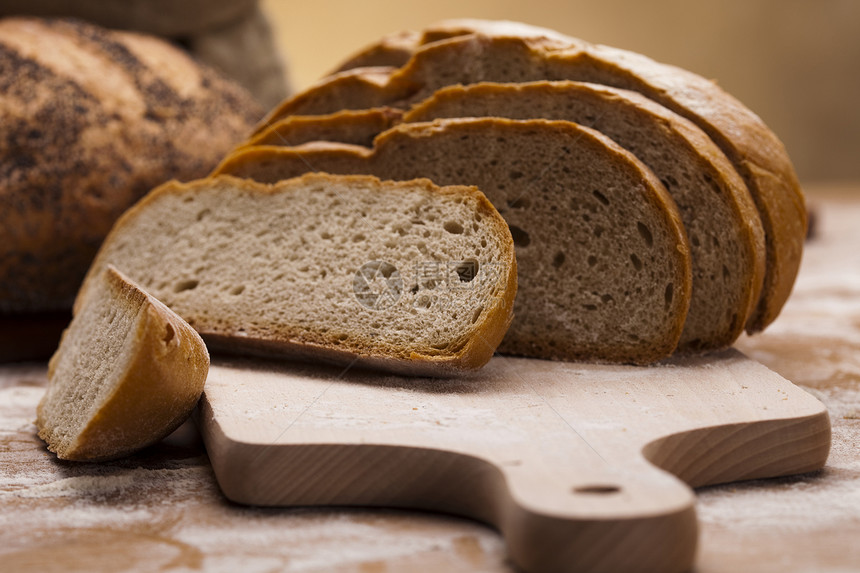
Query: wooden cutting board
197 349 831 573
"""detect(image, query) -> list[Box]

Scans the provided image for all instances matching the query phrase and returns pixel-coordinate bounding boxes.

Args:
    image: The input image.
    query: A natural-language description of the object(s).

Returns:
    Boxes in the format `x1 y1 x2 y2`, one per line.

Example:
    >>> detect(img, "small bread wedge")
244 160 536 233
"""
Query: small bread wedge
37 266 209 462
78 174 518 377
215 118 693 365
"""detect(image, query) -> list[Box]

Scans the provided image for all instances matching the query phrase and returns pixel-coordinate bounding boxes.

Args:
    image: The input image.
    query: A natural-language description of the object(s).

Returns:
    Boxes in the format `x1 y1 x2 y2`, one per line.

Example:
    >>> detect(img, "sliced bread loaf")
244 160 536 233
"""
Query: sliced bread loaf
78 174 517 377
37 266 209 461
403 80 766 353
214 118 693 365
260 25 805 334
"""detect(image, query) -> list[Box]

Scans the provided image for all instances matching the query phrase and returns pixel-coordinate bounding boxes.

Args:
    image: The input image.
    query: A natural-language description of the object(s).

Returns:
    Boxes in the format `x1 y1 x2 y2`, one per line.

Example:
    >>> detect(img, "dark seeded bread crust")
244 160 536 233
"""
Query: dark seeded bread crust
0 17 262 314
215 118 693 365
261 22 804 335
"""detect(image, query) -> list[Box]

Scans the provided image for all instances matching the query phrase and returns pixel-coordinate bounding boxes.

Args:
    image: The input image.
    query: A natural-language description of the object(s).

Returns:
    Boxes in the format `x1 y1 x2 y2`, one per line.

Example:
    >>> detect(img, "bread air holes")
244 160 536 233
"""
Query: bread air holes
471 306 484 324
508 225 531 247
414 293 433 309
552 252 566 268
665 283 674 310
592 189 610 206
443 220 464 234
455 259 478 282
637 222 654 247
174 279 199 293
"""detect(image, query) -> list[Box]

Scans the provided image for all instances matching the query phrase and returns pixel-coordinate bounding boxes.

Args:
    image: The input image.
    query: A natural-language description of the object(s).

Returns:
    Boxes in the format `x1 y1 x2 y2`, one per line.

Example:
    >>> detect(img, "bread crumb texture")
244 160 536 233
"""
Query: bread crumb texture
84 174 516 372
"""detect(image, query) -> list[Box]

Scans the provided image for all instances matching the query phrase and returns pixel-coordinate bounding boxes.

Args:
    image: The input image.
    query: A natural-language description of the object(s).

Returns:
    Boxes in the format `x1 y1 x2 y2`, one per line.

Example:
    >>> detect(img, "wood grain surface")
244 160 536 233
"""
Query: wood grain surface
1 186 858 572
198 350 829 573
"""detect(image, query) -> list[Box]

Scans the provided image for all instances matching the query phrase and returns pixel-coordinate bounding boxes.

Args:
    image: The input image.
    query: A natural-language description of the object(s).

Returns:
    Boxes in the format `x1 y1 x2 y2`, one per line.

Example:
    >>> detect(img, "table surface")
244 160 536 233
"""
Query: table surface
1 185 858 573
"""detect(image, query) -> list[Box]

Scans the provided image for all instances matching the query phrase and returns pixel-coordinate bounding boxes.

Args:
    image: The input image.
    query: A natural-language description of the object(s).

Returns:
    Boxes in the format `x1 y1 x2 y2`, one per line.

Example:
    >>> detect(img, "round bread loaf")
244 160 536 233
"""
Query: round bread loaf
0 17 263 314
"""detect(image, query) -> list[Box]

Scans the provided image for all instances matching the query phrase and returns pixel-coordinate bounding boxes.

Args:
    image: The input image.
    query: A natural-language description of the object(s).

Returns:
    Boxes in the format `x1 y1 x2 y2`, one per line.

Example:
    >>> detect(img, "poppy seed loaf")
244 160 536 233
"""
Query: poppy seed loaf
0 17 262 314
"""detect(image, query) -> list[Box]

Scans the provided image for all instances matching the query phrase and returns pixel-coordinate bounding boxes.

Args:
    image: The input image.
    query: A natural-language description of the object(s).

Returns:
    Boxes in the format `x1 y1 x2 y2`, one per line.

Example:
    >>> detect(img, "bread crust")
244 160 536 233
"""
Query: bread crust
244 107 403 149
0 17 262 313
37 266 209 461
77 174 517 377
261 20 804 334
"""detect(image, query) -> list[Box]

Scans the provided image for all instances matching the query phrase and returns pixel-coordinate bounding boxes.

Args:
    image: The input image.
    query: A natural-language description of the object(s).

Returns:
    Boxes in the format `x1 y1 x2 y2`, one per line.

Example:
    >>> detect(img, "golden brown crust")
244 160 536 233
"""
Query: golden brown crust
0 17 262 314
37 266 209 462
256 67 407 131
330 30 422 75
243 107 403 149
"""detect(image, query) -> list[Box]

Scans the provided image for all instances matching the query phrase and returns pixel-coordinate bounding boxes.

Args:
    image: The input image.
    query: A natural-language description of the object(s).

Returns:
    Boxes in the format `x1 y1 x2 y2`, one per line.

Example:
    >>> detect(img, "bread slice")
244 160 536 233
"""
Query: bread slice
259 25 805 335
214 118 693 365
78 173 517 377
36 266 209 462
244 107 402 149
402 80 765 353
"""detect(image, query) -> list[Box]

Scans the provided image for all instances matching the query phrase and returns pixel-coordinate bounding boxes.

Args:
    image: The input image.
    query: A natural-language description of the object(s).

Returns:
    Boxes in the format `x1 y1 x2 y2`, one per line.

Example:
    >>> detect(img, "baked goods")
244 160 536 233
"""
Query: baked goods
0 1 290 107
330 19 576 73
214 118 693 364
37 265 209 461
77 173 517 376
0 17 263 315
244 107 403 149
403 81 766 353
259 21 805 334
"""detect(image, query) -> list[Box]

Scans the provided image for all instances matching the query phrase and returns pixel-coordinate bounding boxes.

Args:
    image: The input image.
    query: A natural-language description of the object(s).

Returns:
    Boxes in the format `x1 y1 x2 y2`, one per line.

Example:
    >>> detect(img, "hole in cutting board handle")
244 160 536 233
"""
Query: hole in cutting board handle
572 485 622 495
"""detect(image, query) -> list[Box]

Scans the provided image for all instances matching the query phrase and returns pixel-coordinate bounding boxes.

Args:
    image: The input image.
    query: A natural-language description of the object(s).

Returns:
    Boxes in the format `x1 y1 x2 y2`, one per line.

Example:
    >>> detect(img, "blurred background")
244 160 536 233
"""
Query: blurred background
260 0 860 185
1 0 857 184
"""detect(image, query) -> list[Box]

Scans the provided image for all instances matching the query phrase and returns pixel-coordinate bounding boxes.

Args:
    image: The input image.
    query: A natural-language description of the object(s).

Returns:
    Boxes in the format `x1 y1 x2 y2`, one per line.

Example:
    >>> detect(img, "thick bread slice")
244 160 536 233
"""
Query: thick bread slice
214 118 693 365
36 266 209 462
244 107 402 149
253 66 408 131
403 81 765 353
78 174 517 377
261 26 805 334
